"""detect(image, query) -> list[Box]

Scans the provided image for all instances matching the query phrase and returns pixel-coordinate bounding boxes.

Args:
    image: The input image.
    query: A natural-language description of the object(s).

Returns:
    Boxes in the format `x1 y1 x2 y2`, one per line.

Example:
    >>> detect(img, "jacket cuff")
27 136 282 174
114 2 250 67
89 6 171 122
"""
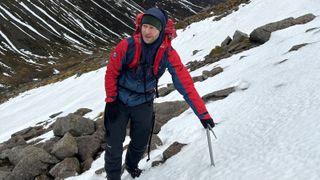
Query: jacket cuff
105 96 116 102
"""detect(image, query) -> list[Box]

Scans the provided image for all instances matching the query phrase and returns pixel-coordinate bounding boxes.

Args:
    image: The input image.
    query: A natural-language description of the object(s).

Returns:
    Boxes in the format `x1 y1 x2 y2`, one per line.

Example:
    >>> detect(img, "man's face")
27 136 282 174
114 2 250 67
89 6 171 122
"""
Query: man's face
141 24 160 44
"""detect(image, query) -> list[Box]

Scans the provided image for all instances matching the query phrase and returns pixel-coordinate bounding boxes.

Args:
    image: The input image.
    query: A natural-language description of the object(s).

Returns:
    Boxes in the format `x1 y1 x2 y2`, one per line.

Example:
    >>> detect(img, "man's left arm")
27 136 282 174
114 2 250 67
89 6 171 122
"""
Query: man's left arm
166 48 215 128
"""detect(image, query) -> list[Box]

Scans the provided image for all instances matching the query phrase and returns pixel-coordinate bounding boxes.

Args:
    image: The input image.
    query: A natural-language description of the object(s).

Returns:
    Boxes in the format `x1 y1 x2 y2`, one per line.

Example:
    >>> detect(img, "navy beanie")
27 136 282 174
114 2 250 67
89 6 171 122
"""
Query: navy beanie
141 15 162 31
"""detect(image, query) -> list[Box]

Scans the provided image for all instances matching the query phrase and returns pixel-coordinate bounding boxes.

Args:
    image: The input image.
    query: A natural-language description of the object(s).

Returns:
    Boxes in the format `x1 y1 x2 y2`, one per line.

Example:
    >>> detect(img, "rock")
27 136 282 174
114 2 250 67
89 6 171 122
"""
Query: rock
151 160 164 167
202 87 235 103
93 117 106 143
153 121 162 134
155 101 189 127
73 108 92 117
192 49 201 56
51 132 78 160
0 170 10 180
7 146 59 180
163 142 187 161
288 43 309 52
228 38 252 53
250 14 315 44
0 158 13 172
158 87 172 97
250 17 295 43
192 75 205 82
221 36 232 47
34 174 52 180
49 112 63 119
187 60 206 71
53 114 95 137
49 157 80 179
95 167 105 175
81 157 94 172
229 30 248 46
0 136 26 152
149 135 163 151
94 117 105 132
202 67 223 79
294 13 316 24
76 135 101 161
11 126 46 141
36 137 60 153
0 146 24 166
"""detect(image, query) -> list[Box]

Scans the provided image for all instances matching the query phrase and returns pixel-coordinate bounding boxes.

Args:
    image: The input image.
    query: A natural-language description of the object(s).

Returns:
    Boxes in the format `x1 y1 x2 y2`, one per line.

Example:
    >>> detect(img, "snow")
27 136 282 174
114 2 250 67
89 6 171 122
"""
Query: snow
0 5 49 41
64 33 84 45
53 68 60 75
90 0 134 30
0 30 27 56
2 72 11 77
30 1 94 45
0 61 10 69
1 0 320 179
10 21 37 40
20 49 48 59
19 2 61 36
0 11 9 20
65 0 121 38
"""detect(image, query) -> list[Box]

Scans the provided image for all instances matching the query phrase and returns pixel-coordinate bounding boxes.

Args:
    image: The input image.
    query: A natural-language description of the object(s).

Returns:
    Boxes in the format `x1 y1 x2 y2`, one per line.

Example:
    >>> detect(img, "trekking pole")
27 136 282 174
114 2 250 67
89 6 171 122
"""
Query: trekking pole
206 125 217 166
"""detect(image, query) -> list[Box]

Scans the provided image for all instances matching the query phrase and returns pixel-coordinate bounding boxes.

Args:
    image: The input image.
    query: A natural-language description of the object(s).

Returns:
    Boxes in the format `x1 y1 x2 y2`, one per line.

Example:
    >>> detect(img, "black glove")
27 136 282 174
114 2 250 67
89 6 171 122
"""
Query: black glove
105 101 119 122
200 118 215 129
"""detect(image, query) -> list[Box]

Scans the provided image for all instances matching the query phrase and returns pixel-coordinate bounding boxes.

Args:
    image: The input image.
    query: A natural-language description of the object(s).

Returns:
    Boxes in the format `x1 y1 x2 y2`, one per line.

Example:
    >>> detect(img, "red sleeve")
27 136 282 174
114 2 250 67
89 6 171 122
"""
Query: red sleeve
105 39 128 102
167 48 211 120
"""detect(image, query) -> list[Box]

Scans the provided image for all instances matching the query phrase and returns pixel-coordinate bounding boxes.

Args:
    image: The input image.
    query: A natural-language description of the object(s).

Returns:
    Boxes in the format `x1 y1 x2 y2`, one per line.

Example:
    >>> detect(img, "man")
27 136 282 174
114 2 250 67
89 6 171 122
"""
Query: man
104 7 215 180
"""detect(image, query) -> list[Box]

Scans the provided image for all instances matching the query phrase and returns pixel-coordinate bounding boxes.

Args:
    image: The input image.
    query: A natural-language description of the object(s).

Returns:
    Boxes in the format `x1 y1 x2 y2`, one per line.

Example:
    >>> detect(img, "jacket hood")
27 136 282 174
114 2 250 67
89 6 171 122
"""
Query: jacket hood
143 7 168 31
141 8 168 46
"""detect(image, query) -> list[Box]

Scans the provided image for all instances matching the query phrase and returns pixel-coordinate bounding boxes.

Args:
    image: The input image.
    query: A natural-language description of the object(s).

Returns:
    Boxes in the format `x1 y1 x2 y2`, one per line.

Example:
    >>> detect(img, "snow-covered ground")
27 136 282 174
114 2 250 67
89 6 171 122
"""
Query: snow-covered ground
1 0 320 179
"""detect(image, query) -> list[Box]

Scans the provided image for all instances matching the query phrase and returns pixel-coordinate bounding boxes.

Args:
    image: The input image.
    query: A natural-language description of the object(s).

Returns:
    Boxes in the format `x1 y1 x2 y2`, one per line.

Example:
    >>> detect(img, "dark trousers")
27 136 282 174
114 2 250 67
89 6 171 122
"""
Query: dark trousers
104 100 153 180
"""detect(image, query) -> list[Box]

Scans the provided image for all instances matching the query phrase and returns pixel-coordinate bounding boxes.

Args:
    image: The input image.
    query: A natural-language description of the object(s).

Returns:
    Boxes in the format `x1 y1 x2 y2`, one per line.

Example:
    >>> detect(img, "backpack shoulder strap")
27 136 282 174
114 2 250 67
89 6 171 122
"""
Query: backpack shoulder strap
127 34 141 69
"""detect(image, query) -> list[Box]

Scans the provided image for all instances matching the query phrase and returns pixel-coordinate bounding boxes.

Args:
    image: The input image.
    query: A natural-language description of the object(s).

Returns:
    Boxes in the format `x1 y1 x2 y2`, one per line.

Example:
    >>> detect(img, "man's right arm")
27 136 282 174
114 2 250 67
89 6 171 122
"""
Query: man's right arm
105 39 128 102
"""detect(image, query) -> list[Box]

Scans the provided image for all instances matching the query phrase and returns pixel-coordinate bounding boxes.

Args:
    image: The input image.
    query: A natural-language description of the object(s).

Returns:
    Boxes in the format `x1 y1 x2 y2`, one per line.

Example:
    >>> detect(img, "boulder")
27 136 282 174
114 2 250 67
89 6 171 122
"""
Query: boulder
76 135 101 161
53 114 95 137
250 17 295 43
155 101 189 127
0 146 24 166
51 132 78 160
250 14 315 43
49 157 80 179
7 146 59 180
